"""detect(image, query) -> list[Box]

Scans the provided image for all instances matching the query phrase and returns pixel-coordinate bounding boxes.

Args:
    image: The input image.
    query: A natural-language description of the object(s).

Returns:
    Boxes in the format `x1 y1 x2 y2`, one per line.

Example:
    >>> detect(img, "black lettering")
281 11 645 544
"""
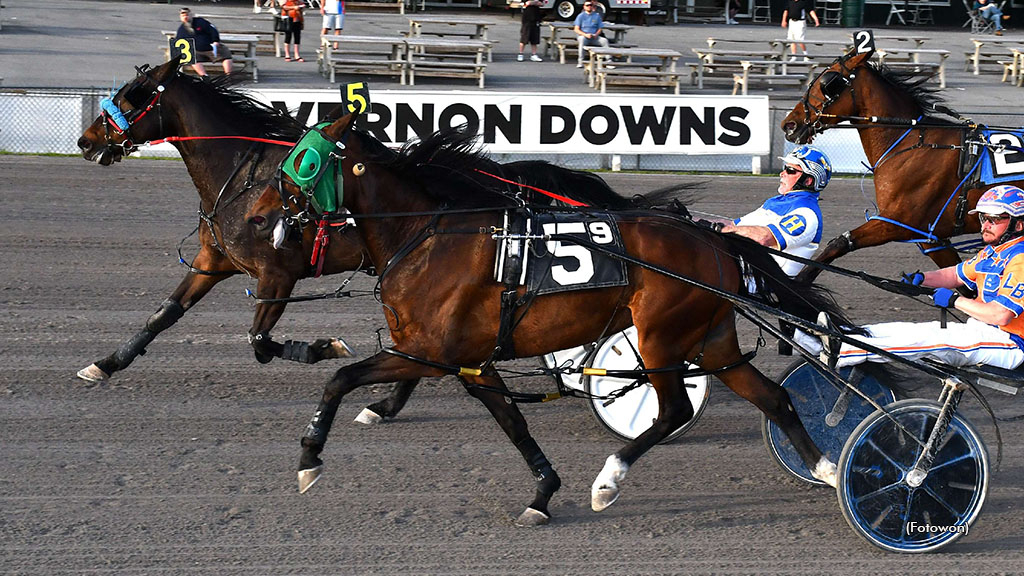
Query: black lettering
718 107 750 146
270 101 314 125
580 105 618 146
540 105 575 144
355 103 392 143
438 104 479 134
483 104 521 145
318 101 345 123
678 107 715 145
621 106 675 145
396 103 434 142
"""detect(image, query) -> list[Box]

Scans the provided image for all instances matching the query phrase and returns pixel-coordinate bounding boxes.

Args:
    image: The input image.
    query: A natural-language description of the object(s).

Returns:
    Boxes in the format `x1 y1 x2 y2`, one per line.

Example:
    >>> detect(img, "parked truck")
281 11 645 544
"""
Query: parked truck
507 0 652 21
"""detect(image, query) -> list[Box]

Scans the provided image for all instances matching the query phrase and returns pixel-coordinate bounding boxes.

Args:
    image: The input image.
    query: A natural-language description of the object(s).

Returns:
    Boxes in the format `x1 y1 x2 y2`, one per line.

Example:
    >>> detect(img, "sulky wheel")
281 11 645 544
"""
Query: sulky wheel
763 360 896 485
837 399 988 553
584 327 710 443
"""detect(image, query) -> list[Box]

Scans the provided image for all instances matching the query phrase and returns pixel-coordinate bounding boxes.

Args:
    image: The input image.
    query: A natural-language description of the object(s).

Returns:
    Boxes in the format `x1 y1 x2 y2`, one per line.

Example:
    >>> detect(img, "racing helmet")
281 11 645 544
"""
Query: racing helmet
970 185 1024 243
779 145 832 192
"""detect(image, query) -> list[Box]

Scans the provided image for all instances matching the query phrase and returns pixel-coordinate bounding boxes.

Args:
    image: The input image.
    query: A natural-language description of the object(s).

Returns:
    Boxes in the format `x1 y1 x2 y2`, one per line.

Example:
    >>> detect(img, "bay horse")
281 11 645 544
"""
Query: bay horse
781 48 1022 284
74 59 630 430
248 113 852 526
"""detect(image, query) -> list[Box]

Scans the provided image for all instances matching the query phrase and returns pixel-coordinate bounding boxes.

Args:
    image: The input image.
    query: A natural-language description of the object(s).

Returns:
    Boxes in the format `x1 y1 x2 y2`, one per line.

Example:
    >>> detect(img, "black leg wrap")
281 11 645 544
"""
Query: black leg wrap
515 437 561 495
302 406 336 448
146 299 185 333
111 328 157 368
282 340 314 364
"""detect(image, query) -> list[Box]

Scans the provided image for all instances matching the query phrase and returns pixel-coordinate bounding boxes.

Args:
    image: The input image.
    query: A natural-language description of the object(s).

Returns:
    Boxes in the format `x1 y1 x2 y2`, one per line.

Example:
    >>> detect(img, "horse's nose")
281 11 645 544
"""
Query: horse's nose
782 121 796 138
77 136 93 153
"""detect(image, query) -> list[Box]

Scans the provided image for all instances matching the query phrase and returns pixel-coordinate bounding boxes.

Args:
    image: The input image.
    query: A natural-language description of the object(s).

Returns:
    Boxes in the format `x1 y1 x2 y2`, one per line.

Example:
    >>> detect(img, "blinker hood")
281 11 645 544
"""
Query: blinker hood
281 122 345 214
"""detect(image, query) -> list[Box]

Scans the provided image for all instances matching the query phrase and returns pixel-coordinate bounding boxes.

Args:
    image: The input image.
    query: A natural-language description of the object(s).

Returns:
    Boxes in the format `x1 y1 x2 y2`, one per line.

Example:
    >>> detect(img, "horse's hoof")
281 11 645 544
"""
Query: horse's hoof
354 408 383 425
591 487 620 512
297 465 323 494
77 364 109 383
514 507 550 527
326 338 355 359
811 457 838 488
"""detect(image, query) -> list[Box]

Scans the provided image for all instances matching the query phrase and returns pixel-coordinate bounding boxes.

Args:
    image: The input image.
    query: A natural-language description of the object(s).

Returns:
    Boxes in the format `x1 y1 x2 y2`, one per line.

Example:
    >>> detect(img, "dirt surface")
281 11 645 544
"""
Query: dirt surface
1 156 1022 574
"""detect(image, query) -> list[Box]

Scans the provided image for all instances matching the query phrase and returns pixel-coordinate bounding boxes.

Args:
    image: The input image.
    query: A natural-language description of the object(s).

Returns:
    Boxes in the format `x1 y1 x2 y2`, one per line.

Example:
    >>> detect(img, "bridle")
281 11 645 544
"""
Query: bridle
99 65 166 156
796 53 859 140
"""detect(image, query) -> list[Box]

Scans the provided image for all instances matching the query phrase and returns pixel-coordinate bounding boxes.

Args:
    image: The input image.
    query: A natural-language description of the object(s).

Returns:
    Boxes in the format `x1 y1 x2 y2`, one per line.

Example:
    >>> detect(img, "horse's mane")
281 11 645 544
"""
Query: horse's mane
174 74 306 141
867 60 949 118
349 127 634 209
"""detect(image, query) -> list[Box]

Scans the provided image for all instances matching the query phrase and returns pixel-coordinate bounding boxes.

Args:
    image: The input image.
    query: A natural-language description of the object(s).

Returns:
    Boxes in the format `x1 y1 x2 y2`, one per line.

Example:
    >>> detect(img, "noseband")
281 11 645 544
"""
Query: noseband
99 65 165 155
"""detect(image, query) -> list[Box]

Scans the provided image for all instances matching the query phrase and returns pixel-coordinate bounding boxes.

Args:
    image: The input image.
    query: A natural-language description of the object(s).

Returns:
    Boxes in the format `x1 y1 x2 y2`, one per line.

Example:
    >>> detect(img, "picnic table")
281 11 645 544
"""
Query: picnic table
874 47 950 88
318 34 407 84
968 36 1024 76
406 15 496 62
689 47 781 89
404 37 490 88
769 38 852 60
544 21 633 63
161 31 261 82
731 59 818 95
867 34 930 49
583 46 682 94
195 12 282 58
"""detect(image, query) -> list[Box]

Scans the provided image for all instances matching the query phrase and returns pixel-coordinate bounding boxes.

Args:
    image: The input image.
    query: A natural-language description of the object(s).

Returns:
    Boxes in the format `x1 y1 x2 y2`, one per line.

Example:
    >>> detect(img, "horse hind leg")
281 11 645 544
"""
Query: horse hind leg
716 362 835 487
459 373 561 526
354 380 419 424
591 365 694 512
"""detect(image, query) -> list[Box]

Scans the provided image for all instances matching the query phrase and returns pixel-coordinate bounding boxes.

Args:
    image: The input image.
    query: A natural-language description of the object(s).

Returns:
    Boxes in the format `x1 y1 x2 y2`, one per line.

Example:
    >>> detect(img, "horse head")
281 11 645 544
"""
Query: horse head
78 60 180 165
782 50 874 145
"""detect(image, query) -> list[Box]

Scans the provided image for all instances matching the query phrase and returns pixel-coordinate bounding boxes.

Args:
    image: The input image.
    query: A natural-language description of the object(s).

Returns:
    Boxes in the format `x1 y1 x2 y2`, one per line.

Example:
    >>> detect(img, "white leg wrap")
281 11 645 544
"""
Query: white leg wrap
811 457 838 488
591 455 630 512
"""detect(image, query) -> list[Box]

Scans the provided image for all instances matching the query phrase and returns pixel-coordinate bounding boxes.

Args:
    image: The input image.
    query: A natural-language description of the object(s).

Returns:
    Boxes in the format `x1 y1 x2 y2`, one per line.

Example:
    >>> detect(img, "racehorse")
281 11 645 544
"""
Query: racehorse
781 48 1022 284
74 60 618 409
247 112 853 526
75 59 366 381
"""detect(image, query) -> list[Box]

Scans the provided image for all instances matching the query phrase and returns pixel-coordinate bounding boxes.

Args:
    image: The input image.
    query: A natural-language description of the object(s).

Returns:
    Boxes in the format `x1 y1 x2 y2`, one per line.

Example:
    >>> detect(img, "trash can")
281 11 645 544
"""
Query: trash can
841 0 864 27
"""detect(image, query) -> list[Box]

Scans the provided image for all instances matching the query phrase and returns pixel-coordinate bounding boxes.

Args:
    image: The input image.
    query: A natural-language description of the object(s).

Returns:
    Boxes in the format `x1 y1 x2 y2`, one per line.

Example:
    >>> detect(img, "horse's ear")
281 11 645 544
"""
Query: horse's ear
844 48 874 69
154 59 180 83
323 112 358 140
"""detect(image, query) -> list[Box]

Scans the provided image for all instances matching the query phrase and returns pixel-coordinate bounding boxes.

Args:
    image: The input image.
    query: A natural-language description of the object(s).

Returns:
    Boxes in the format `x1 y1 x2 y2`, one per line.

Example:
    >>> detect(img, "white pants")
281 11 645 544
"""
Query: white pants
578 34 609 63
787 19 806 42
797 317 1024 370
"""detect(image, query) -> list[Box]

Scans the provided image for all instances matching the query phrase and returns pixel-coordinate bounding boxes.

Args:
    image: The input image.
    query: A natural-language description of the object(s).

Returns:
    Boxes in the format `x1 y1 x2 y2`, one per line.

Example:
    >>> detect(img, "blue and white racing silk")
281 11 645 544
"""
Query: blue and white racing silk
734 189 823 277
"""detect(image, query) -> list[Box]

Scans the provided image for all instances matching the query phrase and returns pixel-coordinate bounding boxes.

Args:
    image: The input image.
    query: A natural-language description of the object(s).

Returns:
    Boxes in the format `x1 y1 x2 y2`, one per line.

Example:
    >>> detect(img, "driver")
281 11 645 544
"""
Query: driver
805 184 1024 370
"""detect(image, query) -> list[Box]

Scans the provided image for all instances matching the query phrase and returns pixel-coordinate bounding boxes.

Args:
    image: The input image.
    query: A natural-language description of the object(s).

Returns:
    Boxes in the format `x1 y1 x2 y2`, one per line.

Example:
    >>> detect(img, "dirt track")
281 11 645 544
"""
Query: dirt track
1 156 1021 575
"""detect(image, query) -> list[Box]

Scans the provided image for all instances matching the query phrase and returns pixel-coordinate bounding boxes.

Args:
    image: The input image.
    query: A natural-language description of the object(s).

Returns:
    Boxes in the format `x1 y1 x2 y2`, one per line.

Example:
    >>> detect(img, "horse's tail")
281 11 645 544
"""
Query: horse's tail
720 233 855 329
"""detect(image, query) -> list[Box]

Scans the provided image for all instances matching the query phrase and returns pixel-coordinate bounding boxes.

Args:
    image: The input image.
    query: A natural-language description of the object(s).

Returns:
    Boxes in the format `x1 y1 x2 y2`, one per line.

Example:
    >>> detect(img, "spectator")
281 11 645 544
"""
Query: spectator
175 7 233 76
321 0 345 45
518 0 543 62
281 0 305 62
726 0 741 25
976 0 1010 35
781 0 820 62
574 1 608 69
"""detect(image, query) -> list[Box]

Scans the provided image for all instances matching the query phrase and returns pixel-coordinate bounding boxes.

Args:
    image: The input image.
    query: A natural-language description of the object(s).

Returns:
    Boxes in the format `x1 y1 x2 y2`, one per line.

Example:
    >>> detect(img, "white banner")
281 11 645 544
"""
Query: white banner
252 90 770 156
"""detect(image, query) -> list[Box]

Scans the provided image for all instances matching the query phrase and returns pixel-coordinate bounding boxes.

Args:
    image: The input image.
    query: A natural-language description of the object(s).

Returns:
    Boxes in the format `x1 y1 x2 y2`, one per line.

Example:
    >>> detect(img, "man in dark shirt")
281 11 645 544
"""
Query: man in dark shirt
781 0 820 61
518 0 544 62
175 7 234 76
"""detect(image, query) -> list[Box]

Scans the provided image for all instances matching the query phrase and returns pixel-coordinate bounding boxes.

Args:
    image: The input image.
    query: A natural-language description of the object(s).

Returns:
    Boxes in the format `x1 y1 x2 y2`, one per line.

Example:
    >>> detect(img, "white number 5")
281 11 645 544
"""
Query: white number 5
543 222 594 286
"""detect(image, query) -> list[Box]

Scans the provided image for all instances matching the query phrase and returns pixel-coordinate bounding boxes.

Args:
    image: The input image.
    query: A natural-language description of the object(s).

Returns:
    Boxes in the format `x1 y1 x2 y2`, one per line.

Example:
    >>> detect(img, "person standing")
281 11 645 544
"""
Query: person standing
518 0 543 62
175 7 233 76
321 0 345 40
281 0 305 62
781 0 820 61
573 1 608 69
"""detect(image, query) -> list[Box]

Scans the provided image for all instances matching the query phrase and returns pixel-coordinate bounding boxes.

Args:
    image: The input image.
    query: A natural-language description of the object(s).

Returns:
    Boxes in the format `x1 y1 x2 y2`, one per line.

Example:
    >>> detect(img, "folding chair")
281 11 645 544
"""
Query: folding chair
962 0 1004 34
887 0 908 25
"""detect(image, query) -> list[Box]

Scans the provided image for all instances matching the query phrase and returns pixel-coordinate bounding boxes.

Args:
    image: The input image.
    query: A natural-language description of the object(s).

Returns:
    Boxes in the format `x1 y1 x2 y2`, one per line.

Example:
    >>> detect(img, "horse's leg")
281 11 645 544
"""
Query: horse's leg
77 246 235 382
298 352 443 493
795 219 911 284
458 373 562 526
354 380 421 424
247 273 354 365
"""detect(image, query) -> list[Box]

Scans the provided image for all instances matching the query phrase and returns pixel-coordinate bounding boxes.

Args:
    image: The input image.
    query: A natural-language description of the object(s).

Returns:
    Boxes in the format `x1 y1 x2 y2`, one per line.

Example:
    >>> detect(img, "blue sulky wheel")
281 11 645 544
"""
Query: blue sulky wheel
762 360 896 485
584 327 711 443
837 399 989 553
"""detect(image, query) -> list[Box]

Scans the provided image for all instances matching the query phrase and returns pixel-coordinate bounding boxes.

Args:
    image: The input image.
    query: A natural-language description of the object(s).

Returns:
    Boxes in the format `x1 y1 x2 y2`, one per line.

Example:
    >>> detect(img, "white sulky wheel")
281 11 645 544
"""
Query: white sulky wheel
583 326 710 443
837 399 989 553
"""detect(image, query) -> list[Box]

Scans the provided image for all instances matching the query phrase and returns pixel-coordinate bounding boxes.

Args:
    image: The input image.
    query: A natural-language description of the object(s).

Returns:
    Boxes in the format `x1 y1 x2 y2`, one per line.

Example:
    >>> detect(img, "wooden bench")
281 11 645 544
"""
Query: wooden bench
880 60 945 86
597 68 680 94
671 5 723 24
346 0 405 14
554 38 637 65
405 38 489 88
408 60 487 88
318 35 407 84
220 29 276 56
730 59 816 95
732 71 809 95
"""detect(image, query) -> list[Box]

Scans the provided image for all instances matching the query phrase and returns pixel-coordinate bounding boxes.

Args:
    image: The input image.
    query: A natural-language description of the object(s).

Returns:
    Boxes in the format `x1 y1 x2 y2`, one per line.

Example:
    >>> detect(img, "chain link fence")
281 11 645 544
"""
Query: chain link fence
0 87 910 173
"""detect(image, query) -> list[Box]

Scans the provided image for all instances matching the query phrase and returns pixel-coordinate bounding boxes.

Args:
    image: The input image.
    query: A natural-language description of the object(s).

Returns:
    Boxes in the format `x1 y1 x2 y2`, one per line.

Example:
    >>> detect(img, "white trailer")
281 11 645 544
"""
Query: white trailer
508 0 651 21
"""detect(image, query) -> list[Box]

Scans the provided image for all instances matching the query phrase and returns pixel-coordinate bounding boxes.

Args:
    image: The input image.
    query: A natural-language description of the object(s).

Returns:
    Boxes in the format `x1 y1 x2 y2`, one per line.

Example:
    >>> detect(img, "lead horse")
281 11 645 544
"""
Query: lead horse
782 48 1024 283
248 112 852 526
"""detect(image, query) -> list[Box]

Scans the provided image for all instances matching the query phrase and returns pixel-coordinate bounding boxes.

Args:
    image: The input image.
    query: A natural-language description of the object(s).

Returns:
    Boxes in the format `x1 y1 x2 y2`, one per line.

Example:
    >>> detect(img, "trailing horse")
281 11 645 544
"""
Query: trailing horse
782 48 1024 283
247 113 852 526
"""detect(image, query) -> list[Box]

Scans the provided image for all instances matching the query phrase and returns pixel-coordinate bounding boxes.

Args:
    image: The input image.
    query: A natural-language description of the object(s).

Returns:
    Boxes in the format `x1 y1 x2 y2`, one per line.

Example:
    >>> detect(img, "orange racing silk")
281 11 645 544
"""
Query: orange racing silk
957 235 1024 338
